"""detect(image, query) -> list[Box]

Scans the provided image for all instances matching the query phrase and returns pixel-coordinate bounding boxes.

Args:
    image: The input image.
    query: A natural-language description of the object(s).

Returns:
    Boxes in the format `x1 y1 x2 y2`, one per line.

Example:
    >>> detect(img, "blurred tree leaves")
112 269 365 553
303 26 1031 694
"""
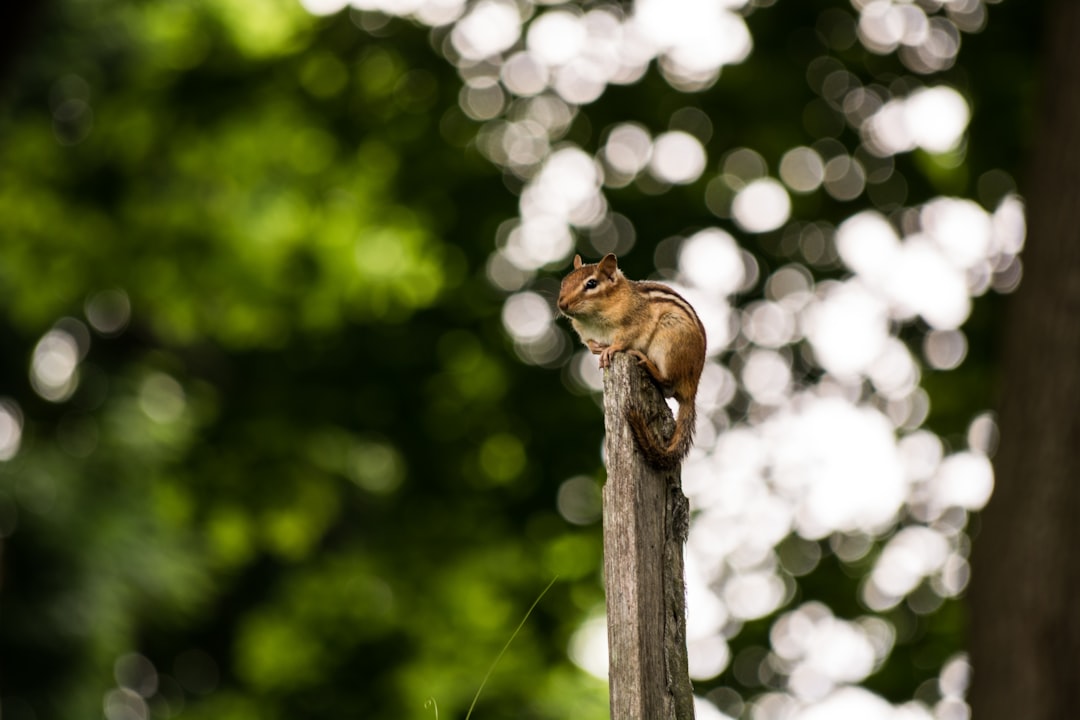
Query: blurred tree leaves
0 29 457 345
0 0 602 718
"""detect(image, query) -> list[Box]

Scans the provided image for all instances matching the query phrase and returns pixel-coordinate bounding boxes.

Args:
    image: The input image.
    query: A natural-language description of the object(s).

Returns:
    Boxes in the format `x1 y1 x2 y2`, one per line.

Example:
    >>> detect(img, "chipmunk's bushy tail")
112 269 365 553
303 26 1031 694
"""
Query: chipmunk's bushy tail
626 400 696 471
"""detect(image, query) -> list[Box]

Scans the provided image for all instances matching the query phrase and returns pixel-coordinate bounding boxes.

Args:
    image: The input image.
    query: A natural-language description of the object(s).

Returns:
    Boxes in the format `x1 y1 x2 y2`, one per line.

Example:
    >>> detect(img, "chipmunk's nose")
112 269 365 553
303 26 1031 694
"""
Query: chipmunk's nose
557 297 571 314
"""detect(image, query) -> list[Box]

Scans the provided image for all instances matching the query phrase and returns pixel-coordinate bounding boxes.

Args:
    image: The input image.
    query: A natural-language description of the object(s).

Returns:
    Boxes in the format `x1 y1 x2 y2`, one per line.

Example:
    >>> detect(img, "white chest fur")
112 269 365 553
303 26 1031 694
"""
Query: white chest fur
571 316 616 346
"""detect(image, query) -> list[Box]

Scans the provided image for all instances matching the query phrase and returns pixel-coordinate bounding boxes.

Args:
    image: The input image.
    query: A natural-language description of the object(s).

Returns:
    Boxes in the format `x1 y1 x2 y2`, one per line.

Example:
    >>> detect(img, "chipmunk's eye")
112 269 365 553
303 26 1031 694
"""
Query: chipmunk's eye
585 278 598 290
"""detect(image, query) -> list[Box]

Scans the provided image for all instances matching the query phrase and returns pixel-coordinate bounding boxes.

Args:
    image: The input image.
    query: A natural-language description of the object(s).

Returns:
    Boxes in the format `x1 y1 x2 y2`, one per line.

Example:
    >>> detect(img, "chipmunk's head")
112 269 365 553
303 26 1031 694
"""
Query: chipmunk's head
557 253 621 317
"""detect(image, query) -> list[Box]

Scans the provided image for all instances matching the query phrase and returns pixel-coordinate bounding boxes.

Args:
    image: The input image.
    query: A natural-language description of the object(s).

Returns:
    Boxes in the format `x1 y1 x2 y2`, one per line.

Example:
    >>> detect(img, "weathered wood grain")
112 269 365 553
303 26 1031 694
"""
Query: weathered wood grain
602 353 695 720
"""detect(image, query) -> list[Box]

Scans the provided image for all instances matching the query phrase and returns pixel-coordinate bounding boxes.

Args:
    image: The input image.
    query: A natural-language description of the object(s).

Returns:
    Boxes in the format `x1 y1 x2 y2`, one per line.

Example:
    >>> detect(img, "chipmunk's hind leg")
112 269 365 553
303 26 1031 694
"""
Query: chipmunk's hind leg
627 349 667 387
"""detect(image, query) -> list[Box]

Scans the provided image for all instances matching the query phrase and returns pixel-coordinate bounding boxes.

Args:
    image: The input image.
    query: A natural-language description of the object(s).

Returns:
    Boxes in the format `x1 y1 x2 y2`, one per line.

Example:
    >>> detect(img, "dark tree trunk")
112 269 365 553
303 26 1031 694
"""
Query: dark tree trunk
969 2 1080 717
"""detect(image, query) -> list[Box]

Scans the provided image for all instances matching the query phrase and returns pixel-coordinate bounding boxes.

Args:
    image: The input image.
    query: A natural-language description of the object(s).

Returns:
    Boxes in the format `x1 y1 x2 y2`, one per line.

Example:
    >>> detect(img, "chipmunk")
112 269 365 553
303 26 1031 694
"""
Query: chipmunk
557 253 706 470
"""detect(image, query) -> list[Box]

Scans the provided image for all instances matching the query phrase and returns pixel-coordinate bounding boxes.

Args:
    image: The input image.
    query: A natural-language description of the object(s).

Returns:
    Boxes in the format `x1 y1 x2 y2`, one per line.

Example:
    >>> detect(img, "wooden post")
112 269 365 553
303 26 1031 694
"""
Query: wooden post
602 353 695 720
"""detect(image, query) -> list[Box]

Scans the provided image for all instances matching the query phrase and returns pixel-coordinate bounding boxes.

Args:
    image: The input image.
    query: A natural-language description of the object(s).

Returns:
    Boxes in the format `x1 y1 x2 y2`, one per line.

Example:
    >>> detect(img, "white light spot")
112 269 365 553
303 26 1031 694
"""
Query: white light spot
459 78 505 120
695 696 738 720
766 265 814 304
723 570 786 620
772 603 881 700
503 216 574 270
862 98 912 156
679 228 744 296
501 291 553 342
649 131 707 185
568 613 608 679
897 4 929 46
966 413 999 457
0 400 23 461
603 123 653 177
940 654 972 699
931 451 994 511
857 1 905 53
780 147 825 193
864 86 970 157
867 526 949 603
921 197 992 271
732 178 791 233
300 0 348 15
527 11 587 67
571 349 604 392
836 210 900 282
523 146 603 227
803 281 890 379
450 0 522 61
823 155 866 201
792 687 925 720
688 634 731 681
31 328 83 403
743 301 797 348
741 349 791 405
923 329 967 370
696 362 738 412
899 430 943 482
685 550 731 637
869 338 919 400
886 237 971 329
907 86 969 154
633 0 752 80
499 119 550 169
500 52 549 96
991 194 1026 255
551 59 608 105
768 397 906 538
414 0 467 26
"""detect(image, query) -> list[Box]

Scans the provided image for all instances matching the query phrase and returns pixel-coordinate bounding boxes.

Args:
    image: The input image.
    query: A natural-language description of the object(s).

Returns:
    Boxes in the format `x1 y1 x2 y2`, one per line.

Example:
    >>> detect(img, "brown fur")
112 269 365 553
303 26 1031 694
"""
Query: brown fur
558 254 706 469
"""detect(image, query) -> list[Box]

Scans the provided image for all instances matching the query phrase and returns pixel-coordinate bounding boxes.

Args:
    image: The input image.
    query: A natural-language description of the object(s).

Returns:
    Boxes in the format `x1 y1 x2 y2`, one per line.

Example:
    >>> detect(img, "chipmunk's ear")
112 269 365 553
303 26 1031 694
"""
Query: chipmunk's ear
599 253 618 275
573 254 583 269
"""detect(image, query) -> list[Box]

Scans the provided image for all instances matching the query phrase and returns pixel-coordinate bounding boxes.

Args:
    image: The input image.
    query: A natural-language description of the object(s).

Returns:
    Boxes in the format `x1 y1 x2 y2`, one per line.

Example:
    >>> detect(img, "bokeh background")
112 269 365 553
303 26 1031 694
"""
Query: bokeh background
0 0 1061 718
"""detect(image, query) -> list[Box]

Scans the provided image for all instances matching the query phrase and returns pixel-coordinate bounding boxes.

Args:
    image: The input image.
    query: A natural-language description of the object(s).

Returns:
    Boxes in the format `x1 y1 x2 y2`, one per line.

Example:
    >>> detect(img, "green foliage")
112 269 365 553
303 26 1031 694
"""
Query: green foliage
0 1 592 716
